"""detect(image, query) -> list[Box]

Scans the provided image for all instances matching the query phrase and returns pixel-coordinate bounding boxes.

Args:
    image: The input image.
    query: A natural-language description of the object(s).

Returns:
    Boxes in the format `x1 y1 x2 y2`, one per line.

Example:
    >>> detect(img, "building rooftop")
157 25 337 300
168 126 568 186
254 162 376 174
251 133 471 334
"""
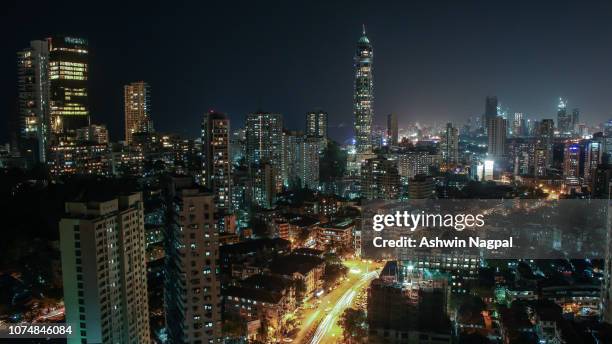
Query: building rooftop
240 274 292 293
320 218 354 229
288 215 320 228
270 254 324 276
220 238 291 256
224 286 283 304
292 247 324 258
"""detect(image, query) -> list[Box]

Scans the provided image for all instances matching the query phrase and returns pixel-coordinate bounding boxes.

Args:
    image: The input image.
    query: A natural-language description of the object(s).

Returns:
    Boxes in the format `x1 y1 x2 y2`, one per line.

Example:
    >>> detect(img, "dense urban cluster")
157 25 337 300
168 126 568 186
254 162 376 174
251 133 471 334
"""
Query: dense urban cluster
2 27 612 344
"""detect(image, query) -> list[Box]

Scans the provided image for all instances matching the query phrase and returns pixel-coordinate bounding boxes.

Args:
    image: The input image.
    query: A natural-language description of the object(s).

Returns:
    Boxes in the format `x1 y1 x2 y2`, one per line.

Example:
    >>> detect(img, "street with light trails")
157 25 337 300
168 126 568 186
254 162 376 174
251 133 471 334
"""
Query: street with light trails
292 259 381 344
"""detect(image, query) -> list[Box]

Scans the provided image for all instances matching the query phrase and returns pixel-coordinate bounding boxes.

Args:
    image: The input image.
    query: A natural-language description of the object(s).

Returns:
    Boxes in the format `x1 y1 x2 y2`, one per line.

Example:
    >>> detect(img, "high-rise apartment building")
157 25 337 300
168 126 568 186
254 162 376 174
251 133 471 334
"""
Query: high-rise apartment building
17 40 50 164
485 96 498 119
59 192 150 344
201 111 231 211
508 138 535 176
361 157 400 200
442 123 458 165
487 116 507 159
539 119 555 139
49 36 89 135
537 119 555 173
282 130 320 191
563 142 581 187
245 111 283 193
571 108 580 134
250 161 276 209
512 112 525 137
387 113 398 146
584 140 602 185
76 124 109 144
398 150 441 179
534 146 548 177
408 174 436 199
299 136 320 190
306 110 328 148
353 26 374 153
124 81 152 144
282 130 302 189
163 176 221 343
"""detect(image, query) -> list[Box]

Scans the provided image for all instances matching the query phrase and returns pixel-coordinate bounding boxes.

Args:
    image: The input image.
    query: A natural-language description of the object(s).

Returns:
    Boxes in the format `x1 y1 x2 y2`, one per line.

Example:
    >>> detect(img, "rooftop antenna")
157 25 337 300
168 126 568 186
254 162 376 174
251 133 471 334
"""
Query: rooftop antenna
362 24 367 35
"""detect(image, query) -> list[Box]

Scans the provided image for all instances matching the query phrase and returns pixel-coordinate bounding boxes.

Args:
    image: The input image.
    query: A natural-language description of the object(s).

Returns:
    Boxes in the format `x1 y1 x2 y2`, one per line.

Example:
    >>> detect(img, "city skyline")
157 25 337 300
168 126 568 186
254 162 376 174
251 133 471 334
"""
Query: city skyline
5 3 612 342
3 1 612 143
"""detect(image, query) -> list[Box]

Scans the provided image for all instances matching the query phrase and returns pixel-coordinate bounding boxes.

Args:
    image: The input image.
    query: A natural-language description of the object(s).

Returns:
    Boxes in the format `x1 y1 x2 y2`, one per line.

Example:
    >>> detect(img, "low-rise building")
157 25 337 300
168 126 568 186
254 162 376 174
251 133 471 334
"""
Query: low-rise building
224 275 295 340
316 218 354 252
270 254 325 296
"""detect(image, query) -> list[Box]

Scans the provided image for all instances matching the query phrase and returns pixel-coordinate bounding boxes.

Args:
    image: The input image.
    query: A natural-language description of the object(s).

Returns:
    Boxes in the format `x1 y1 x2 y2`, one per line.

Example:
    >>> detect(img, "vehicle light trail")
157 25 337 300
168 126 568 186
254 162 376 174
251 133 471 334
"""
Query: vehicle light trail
310 271 378 344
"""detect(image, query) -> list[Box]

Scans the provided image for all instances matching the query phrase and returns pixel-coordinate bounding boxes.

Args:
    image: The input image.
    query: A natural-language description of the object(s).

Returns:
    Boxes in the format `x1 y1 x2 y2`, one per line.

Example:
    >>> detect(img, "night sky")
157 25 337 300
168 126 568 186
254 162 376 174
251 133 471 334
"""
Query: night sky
2 0 612 143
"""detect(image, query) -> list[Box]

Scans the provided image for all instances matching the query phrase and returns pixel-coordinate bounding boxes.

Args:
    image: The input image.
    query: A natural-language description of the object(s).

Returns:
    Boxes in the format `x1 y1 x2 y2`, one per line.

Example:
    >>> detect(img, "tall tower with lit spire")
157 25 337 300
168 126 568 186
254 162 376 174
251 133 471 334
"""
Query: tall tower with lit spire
353 25 374 153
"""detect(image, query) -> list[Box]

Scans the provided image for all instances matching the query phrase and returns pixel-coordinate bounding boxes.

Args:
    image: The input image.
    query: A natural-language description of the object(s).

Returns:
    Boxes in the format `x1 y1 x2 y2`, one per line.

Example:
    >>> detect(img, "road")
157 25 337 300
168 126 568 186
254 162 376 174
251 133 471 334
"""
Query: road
292 259 381 344
34 307 65 322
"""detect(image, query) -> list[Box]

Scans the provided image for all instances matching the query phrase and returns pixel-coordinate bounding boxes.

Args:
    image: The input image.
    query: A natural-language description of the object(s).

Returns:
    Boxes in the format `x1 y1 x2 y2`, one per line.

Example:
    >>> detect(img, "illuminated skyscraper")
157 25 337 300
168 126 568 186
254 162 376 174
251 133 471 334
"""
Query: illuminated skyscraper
442 123 459 165
48 36 89 135
353 25 374 153
16 40 50 163
557 98 572 134
563 142 581 187
59 192 150 344
201 111 231 211
245 111 283 193
124 81 152 144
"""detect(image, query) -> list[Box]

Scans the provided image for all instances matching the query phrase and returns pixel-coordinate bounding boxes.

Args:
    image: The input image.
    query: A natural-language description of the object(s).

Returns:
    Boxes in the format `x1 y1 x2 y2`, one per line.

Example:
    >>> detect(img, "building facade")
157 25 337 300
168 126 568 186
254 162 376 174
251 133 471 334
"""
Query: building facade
353 26 374 154
306 110 328 148
17 40 50 164
245 111 283 193
442 123 459 166
387 113 398 146
49 36 89 135
124 81 152 144
397 150 440 179
59 193 150 344
487 116 507 160
557 98 572 134
201 111 231 211
563 142 581 187
164 177 222 343
361 157 400 200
